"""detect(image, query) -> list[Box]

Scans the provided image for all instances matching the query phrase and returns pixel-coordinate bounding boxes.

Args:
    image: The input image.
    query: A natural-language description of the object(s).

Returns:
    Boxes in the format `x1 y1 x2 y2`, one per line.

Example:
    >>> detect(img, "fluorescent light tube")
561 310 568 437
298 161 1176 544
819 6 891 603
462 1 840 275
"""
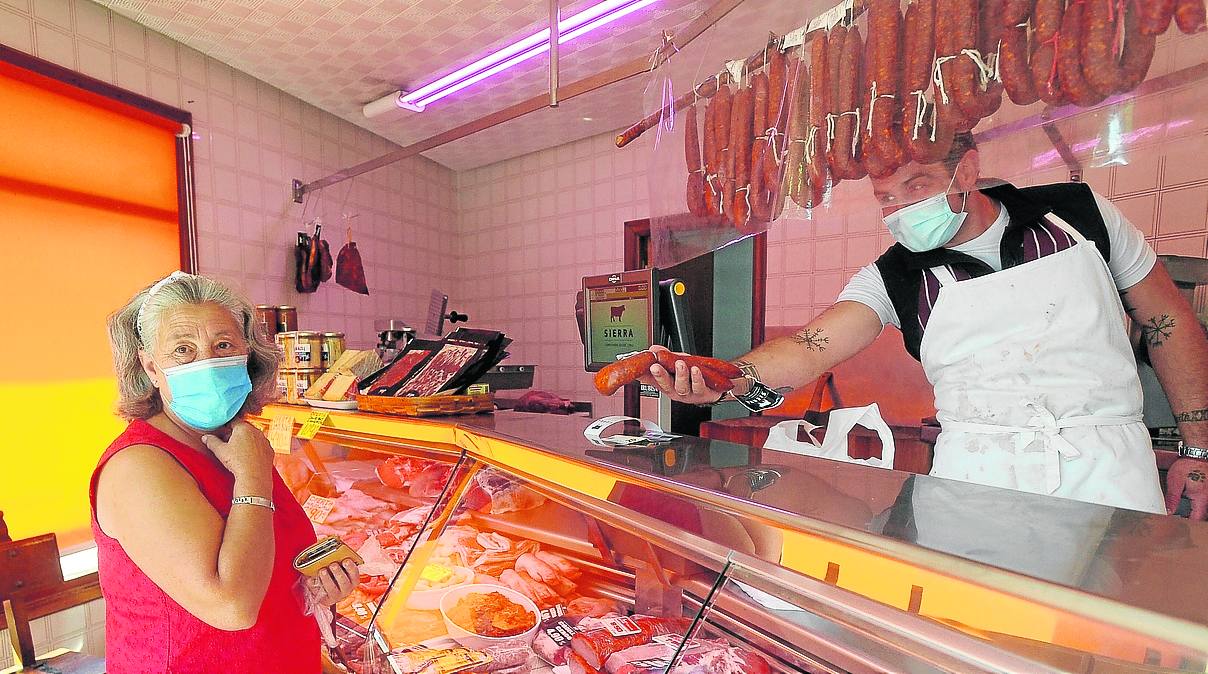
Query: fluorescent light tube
402 0 658 109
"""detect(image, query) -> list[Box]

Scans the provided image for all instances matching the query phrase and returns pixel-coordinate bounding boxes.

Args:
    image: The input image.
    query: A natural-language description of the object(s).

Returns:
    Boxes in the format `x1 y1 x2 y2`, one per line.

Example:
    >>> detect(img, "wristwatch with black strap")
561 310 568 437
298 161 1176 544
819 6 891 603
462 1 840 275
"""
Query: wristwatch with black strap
711 364 785 413
1178 442 1208 461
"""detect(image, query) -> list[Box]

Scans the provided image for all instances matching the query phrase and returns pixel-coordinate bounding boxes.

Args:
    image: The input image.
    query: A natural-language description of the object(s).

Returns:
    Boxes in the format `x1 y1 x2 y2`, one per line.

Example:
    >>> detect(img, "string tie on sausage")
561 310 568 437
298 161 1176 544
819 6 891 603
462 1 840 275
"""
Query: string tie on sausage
909 89 939 143
960 48 997 90
847 109 861 157
804 125 821 163
866 80 896 137
706 174 722 206
734 185 753 227
826 109 861 158
932 55 961 105
766 127 784 164
993 39 1003 82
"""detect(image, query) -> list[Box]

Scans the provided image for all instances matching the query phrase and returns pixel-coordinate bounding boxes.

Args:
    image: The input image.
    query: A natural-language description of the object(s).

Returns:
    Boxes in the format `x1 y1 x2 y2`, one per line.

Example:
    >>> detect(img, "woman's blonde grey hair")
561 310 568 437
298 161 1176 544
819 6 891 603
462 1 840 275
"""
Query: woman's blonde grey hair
107 273 281 420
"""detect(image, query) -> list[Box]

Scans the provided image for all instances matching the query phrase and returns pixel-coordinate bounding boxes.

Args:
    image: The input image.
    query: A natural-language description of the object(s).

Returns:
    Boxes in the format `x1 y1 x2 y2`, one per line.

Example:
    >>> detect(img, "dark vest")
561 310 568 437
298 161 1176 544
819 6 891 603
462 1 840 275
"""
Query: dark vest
874 182 1111 361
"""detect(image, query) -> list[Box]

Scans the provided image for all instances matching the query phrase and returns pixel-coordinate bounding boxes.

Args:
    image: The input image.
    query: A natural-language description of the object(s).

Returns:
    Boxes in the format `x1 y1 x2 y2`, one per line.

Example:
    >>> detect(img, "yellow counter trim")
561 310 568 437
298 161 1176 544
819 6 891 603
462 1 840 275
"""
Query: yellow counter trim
258 403 461 450
466 434 618 502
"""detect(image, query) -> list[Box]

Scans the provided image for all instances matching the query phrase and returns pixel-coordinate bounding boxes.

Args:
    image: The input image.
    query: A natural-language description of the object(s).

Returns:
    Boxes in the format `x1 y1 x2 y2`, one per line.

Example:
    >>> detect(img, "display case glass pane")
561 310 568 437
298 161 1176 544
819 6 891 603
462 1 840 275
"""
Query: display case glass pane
358 456 740 673
272 435 462 669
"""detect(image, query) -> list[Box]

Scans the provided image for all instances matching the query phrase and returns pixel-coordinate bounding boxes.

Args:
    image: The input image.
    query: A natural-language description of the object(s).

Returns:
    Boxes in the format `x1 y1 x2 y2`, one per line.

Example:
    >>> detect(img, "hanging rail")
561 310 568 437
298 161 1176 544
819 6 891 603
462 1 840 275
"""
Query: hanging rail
291 0 749 201
615 0 869 148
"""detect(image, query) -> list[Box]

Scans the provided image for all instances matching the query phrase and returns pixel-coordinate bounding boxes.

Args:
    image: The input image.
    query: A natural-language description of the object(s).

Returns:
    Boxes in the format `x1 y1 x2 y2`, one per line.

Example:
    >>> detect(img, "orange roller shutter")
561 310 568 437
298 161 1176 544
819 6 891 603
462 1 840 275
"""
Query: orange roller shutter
0 56 185 549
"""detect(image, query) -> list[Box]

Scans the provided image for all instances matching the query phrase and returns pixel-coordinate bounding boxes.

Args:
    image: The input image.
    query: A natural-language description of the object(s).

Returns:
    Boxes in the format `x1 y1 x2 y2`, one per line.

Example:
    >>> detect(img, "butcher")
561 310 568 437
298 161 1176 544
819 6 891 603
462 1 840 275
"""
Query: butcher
641 133 1208 519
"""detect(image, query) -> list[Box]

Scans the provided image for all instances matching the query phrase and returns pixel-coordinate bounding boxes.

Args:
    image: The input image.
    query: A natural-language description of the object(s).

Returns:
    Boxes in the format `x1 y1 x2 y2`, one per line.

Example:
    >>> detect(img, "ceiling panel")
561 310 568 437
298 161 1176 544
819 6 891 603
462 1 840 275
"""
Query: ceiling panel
98 0 715 171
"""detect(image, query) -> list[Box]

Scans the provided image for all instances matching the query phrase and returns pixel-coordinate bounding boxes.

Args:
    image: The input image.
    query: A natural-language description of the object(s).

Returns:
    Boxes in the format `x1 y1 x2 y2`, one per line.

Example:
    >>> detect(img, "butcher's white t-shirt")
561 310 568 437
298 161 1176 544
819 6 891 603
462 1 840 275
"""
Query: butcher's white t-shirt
837 191 1156 328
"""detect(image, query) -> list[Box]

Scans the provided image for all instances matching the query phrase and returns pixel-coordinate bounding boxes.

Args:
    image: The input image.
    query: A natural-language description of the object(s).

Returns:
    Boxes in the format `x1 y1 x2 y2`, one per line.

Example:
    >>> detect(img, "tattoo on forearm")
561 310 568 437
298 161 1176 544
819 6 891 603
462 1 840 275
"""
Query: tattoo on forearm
1190 469 1205 483
1176 408 1208 423
1141 314 1175 347
792 328 830 352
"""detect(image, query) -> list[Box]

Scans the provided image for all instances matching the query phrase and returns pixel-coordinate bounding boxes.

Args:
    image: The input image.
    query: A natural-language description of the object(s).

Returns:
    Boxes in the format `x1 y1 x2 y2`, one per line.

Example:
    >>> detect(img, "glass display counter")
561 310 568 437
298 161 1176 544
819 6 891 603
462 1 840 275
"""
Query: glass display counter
254 405 1208 673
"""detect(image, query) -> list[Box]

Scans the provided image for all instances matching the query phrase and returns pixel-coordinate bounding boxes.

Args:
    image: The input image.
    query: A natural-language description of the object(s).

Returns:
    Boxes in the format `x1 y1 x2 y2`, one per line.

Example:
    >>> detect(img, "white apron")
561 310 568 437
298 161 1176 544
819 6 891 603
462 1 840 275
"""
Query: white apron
919 213 1165 514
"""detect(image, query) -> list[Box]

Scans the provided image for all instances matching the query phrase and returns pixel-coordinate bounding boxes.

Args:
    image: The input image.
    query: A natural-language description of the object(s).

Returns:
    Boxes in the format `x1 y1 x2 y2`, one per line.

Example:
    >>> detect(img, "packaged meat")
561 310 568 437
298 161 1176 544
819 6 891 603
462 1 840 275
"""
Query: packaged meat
435 525 488 567
605 637 773 674
565 597 619 619
468 469 547 514
335 234 369 295
604 636 725 673
387 644 536 673
473 537 539 577
568 652 605 674
376 456 437 489
512 390 577 414
570 616 693 670
410 463 455 498
353 537 402 579
675 644 773 674
393 329 512 397
394 338 488 397
324 488 399 525
515 553 560 584
500 569 561 608
533 610 617 666
362 340 443 396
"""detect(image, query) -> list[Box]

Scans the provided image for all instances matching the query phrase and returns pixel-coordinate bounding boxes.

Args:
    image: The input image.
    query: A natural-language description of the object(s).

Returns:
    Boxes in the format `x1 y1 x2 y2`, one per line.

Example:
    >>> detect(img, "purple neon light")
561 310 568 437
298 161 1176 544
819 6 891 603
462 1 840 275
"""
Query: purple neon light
405 0 658 108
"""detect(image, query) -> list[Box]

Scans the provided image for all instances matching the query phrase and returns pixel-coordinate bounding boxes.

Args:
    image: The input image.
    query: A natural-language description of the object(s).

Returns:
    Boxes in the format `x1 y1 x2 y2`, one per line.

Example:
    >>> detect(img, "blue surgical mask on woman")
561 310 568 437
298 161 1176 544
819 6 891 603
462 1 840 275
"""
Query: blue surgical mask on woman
883 176 969 252
161 355 252 431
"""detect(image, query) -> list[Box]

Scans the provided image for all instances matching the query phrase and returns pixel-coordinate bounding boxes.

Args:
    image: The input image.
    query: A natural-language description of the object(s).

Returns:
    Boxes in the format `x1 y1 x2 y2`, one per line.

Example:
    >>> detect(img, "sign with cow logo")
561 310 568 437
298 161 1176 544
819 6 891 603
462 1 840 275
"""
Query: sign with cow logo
585 278 651 367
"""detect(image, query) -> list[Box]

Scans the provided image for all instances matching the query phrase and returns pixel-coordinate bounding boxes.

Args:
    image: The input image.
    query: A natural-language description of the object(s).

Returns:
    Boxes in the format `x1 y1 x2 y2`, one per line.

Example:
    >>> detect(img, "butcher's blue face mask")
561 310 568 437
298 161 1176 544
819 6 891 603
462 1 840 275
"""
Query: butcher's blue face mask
883 172 969 253
161 355 252 431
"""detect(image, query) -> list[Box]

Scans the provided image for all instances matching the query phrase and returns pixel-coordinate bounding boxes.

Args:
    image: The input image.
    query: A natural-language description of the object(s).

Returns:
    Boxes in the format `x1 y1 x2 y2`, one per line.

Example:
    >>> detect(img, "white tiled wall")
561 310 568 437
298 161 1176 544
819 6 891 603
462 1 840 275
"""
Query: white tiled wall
3 0 458 350
0 599 105 669
455 132 646 415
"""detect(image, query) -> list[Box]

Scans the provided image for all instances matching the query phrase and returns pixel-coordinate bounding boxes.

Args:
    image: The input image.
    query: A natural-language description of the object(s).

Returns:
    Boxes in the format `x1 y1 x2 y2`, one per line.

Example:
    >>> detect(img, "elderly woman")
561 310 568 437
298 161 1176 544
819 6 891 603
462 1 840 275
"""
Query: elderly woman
89 272 358 673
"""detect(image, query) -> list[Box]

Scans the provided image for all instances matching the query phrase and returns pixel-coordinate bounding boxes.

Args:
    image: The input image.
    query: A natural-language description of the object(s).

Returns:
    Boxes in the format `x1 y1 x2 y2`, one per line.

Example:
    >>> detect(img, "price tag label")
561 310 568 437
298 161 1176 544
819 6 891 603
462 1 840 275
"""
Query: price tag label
806 0 854 33
466 383 489 395
301 494 336 524
602 616 642 637
268 414 295 454
296 410 330 440
781 26 807 50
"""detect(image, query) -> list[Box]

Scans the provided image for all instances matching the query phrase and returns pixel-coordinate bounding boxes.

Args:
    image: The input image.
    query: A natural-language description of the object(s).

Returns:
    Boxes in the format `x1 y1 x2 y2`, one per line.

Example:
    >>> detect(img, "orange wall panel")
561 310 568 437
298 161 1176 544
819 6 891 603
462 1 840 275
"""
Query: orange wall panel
0 58 182 549
0 63 179 212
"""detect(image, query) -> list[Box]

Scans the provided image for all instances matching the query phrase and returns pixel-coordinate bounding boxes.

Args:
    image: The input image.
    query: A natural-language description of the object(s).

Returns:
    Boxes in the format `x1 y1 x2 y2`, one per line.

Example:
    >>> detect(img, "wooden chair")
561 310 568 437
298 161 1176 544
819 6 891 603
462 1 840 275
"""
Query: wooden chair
0 520 105 674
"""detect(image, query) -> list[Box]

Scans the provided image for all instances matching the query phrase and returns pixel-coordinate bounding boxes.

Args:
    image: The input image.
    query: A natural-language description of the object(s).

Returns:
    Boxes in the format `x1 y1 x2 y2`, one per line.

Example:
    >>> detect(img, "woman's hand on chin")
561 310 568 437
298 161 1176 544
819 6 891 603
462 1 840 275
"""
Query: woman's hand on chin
202 420 274 489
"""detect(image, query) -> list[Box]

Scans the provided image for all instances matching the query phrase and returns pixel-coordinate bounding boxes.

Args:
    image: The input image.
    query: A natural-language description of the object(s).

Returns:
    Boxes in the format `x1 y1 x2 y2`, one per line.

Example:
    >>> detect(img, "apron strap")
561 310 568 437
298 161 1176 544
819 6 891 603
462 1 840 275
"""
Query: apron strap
941 403 1143 495
1044 212 1089 244
930 265 959 287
